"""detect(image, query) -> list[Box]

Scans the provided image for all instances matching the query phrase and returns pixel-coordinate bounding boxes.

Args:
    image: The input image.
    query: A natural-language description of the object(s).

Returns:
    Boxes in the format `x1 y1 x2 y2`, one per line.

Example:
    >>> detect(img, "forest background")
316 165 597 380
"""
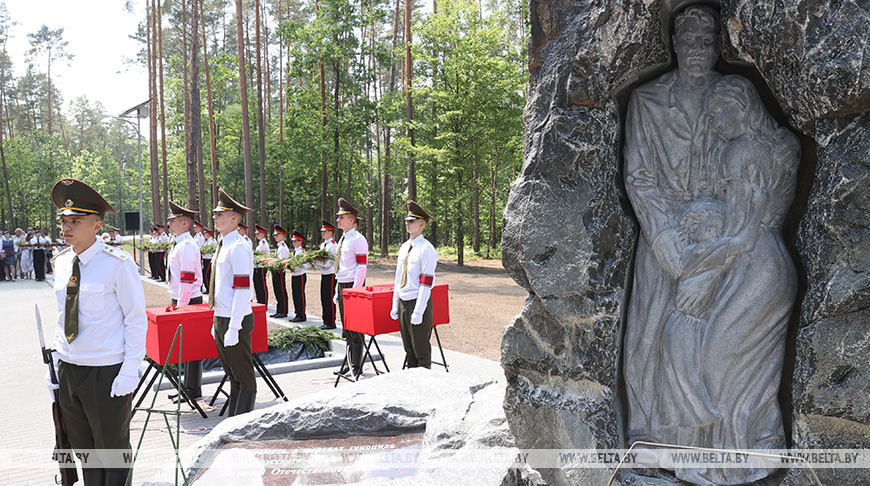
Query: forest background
0 0 527 263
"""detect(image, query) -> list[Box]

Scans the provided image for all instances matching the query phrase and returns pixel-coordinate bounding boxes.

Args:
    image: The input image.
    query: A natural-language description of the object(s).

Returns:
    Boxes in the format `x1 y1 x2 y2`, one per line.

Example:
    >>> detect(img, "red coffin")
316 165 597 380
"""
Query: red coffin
145 303 268 365
341 283 449 336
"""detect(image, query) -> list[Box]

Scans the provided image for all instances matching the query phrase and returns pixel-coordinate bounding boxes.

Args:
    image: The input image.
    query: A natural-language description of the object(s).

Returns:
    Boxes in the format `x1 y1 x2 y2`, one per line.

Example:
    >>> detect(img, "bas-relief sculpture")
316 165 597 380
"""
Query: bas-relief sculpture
623 6 800 485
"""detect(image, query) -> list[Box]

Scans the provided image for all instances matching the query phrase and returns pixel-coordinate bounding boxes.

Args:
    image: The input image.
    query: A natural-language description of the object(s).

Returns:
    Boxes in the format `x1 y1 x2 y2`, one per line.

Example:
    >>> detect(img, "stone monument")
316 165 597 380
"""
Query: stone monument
501 0 868 484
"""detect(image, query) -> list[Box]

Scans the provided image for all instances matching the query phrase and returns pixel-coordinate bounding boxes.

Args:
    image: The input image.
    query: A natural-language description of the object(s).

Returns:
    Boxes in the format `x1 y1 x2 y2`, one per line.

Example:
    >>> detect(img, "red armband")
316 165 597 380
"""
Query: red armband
232 275 250 288
180 271 196 283
355 254 367 265
419 274 434 286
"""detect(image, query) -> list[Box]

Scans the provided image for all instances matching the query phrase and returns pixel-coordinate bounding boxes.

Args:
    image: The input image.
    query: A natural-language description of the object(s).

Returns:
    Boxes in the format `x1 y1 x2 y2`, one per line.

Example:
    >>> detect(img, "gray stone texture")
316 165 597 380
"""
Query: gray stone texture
145 371 521 486
502 0 868 484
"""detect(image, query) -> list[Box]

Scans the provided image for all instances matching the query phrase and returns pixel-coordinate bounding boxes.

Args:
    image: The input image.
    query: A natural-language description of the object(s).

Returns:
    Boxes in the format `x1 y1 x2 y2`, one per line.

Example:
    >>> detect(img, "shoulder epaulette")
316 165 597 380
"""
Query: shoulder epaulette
102 244 131 261
56 246 72 258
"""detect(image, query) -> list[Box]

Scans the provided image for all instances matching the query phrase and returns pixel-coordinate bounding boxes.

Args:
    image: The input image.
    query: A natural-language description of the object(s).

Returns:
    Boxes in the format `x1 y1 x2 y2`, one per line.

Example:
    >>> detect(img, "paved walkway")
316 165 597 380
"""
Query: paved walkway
0 276 504 485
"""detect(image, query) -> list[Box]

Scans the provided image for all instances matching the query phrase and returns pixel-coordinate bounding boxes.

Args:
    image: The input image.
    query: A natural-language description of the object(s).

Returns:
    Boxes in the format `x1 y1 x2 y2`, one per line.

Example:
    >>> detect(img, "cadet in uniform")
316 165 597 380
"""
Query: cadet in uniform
289 230 307 322
210 188 256 416
391 201 438 368
201 227 216 294
47 178 146 485
270 225 290 318
108 226 123 245
238 223 252 246
155 223 168 281
147 226 158 279
253 224 270 305
334 198 368 377
165 201 204 399
318 220 338 330
193 221 205 248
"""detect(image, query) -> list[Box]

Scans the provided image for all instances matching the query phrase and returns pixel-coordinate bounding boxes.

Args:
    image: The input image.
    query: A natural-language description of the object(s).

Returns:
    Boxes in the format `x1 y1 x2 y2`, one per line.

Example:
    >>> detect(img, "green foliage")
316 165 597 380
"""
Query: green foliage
267 325 338 355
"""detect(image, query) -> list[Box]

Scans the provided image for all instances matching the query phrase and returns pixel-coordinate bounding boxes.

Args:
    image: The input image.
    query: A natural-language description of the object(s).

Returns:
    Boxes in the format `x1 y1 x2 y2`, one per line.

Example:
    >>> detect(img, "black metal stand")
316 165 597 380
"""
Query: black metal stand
401 325 449 371
334 335 387 387
209 353 288 416
132 358 209 418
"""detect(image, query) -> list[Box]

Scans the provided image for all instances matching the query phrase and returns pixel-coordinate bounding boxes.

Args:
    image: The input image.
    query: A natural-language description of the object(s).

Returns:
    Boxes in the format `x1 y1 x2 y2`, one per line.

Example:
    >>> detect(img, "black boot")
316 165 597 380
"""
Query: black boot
227 380 241 417
235 390 257 415
81 468 105 486
182 361 203 399
103 468 132 486
350 340 365 377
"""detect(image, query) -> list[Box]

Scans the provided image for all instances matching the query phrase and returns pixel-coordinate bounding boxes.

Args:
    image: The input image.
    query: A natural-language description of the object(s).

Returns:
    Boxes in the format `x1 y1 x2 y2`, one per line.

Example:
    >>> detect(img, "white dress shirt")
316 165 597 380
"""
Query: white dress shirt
167 232 203 305
53 240 147 377
319 238 337 275
202 236 216 260
194 232 205 248
391 235 438 323
335 228 367 286
212 229 253 330
291 245 306 276
255 238 270 268
275 240 290 259
111 234 123 244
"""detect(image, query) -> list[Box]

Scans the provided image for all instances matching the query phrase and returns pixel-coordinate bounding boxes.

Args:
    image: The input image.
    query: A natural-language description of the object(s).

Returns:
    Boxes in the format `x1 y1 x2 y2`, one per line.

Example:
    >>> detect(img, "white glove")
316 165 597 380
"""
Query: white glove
45 371 59 401
411 314 423 325
224 328 240 347
390 308 399 320
333 293 339 306
211 325 217 341
110 373 139 398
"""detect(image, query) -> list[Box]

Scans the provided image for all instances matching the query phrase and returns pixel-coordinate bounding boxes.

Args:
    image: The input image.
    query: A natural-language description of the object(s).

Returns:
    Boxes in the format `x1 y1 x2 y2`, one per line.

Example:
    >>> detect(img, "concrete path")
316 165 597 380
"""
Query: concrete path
0 275 504 485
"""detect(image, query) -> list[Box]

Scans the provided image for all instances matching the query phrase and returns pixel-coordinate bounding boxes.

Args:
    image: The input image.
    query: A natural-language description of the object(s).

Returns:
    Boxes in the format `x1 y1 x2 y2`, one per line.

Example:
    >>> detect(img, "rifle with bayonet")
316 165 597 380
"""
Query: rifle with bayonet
35 304 78 486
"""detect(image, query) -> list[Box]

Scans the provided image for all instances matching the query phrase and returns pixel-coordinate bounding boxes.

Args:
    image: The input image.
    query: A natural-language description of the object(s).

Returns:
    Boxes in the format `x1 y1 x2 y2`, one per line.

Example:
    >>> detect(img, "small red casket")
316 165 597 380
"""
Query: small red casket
145 303 268 365
341 283 449 336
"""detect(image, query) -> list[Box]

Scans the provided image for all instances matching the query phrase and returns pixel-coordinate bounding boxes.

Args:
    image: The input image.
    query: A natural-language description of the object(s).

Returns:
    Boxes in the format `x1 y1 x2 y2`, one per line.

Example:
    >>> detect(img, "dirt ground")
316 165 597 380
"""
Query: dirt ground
138 254 527 362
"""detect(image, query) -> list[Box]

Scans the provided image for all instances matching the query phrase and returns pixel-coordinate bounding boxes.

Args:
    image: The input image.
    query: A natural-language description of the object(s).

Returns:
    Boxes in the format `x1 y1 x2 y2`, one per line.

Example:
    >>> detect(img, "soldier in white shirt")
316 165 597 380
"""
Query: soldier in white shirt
238 223 252 246
253 224 270 305
108 226 123 245
48 178 146 485
210 188 257 415
32 229 48 281
318 220 338 330
165 201 205 399
391 201 439 368
193 221 205 247
154 223 168 281
201 227 216 294
289 230 308 322
270 225 290 318
333 198 368 377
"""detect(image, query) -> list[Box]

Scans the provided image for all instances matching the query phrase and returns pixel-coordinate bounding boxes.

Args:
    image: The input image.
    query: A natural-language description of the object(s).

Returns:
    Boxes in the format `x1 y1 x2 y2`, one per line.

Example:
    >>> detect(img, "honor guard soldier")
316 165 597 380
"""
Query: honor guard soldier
201 227 216 294
334 198 368 377
193 221 205 248
270 225 290 318
48 178 146 485
391 201 438 368
147 226 159 279
108 226 123 245
238 223 252 245
155 223 168 281
210 188 257 416
289 230 307 322
253 224 270 305
318 220 338 330
165 201 205 399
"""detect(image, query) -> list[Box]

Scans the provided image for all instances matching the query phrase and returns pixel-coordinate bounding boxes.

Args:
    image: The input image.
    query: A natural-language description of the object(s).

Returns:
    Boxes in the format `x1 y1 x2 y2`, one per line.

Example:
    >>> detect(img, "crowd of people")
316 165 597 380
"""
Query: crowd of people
38 177 440 485
0 226 60 281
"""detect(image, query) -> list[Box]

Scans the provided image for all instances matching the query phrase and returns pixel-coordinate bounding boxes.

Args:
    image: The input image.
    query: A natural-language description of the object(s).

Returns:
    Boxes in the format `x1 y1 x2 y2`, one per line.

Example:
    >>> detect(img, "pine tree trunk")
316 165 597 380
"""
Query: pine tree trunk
191 0 205 213
157 0 169 222
277 0 283 144
456 169 464 267
200 0 218 210
254 0 267 226
147 1 161 222
404 0 415 200
489 156 496 258
235 0 255 232
381 0 402 257
318 3 327 224
472 165 480 254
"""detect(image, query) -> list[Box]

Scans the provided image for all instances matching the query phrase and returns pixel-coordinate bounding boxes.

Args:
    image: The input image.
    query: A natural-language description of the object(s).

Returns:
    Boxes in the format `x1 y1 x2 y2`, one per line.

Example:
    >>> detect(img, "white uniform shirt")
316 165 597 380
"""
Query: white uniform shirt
212 229 253 330
111 234 123 244
158 232 170 243
275 240 290 259
33 235 48 249
202 236 216 260
392 235 438 322
335 228 367 286
319 238 337 275
194 232 205 248
255 238 270 268
53 240 147 377
167 232 203 305
291 245 306 276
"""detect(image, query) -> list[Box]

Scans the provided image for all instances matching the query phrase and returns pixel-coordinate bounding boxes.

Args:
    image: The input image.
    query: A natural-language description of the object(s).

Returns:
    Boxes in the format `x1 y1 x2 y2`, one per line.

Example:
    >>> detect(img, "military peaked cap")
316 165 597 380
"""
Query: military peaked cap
291 230 305 242
52 178 115 218
213 187 252 214
335 198 360 217
272 224 288 235
404 200 434 222
320 219 336 232
255 224 268 234
167 200 199 220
